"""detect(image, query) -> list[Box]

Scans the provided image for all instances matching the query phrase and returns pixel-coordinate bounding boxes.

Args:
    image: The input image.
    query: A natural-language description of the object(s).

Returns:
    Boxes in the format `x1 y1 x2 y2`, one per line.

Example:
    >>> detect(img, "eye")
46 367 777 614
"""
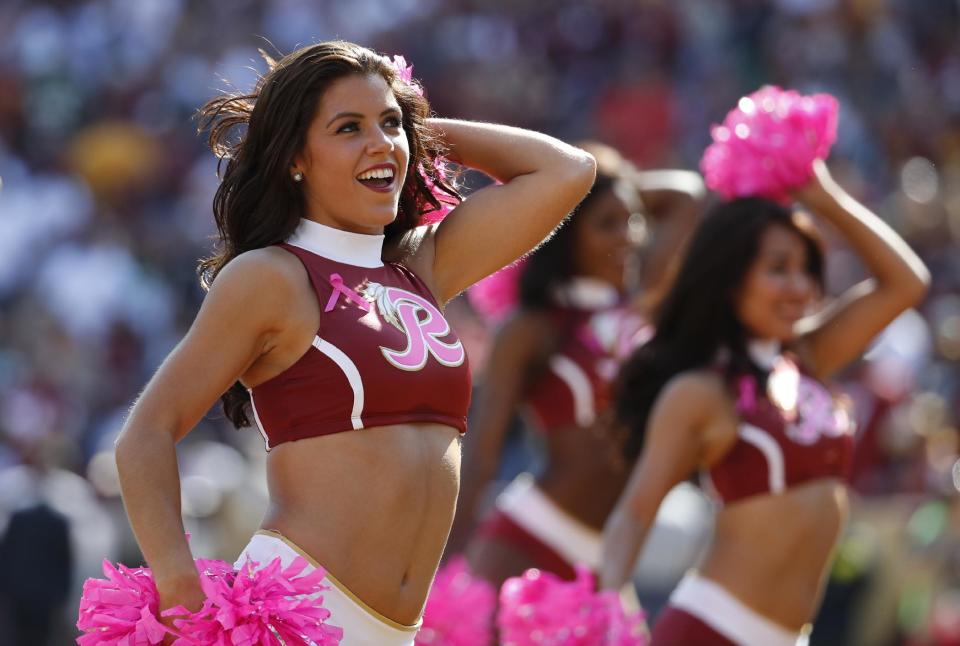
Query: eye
383 115 402 129
768 259 790 274
336 121 359 134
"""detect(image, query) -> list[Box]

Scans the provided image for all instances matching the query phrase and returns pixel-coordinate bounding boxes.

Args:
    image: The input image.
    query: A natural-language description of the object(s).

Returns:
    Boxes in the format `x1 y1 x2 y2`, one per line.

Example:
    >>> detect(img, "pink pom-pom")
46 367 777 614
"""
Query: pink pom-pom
77 557 342 646
497 567 648 646
700 86 839 203
415 557 496 646
466 259 526 323
76 560 171 645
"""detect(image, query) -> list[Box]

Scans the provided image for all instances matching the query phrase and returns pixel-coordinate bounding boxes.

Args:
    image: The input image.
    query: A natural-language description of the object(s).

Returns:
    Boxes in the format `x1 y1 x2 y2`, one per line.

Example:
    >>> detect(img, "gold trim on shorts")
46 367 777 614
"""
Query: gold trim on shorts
255 529 421 633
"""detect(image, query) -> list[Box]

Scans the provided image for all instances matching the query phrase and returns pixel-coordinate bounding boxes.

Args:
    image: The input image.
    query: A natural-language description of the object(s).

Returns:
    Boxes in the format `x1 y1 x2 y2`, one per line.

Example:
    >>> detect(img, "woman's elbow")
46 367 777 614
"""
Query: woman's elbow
562 148 598 196
898 258 931 309
114 427 142 474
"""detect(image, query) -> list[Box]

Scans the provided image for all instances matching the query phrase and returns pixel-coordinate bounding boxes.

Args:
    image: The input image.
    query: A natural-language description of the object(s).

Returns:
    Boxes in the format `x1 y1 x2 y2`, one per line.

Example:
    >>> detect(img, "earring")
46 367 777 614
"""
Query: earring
293 171 304 182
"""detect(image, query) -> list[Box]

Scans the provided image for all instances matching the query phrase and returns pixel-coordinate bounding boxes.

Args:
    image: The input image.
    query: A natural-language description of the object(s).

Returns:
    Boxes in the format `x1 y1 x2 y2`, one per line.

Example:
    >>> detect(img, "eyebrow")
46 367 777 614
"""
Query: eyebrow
326 107 402 128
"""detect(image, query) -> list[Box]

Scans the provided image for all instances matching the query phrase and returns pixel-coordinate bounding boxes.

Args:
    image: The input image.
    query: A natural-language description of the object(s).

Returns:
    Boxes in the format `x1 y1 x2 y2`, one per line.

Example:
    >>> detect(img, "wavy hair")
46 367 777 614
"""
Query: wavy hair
196 40 458 428
615 198 825 459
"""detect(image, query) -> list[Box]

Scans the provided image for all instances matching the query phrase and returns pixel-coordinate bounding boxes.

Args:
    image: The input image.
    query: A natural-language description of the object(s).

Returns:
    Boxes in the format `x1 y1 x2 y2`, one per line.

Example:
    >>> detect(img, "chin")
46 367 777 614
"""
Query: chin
775 327 799 343
357 208 400 229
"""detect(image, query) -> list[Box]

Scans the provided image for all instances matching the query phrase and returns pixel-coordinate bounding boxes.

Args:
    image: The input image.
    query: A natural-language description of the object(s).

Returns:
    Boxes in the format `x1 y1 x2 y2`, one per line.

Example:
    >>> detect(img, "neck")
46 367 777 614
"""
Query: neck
747 338 782 370
553 276 620 310
286 218 385 268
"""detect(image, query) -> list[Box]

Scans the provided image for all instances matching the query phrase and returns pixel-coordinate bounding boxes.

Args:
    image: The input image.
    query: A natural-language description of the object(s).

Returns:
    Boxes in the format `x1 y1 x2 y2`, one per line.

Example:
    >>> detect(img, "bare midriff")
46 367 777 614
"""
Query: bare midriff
698 478 849 630
534 421 630 531
261 422 461 626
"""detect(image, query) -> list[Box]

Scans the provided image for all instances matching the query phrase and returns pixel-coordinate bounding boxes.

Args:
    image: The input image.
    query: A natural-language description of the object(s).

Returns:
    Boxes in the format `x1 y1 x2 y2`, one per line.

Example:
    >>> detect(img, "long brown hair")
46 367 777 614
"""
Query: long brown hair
196 40 458 427
615 198 825 459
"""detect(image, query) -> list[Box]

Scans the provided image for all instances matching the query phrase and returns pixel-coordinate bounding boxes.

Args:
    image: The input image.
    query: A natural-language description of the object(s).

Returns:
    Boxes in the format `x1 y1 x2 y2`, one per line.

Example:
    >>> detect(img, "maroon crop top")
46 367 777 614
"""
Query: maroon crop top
247 218 471 450
523 281 649 431
703 344 855 505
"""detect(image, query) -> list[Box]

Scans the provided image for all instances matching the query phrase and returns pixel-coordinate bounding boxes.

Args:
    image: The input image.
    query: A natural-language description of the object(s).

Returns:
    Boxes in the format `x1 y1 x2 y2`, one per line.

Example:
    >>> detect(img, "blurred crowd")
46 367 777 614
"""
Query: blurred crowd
0 0 958 644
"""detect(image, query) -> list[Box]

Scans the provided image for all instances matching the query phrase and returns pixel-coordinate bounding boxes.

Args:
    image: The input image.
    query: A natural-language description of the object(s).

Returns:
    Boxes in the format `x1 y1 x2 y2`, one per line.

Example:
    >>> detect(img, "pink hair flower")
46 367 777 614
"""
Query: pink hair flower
389 54 424 96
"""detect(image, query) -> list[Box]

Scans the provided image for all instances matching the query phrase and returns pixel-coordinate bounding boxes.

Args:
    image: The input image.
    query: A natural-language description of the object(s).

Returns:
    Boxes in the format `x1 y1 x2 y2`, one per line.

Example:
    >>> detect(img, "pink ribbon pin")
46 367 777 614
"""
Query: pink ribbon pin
737 375 757 413
325 274 371 313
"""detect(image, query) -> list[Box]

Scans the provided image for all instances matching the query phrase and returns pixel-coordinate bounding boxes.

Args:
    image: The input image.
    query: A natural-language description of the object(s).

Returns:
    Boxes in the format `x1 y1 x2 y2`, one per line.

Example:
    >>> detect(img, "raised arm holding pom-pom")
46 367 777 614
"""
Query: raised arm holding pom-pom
602 89 927 645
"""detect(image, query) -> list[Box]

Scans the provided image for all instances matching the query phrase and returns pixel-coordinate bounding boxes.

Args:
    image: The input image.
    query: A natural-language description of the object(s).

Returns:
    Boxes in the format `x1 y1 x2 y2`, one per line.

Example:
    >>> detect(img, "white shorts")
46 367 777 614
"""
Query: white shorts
496 473 603 569
669 573 810 646
235 530 420 646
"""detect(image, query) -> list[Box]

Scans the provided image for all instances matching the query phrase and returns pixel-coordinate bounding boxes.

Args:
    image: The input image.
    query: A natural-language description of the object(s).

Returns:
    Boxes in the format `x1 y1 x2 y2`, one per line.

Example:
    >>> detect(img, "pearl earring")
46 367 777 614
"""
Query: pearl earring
293 171 303 182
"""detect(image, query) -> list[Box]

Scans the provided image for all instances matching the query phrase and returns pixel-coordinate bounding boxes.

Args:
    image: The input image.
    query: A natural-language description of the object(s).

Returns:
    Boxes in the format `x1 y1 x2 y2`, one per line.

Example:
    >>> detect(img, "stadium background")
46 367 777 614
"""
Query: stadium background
0 1 958 644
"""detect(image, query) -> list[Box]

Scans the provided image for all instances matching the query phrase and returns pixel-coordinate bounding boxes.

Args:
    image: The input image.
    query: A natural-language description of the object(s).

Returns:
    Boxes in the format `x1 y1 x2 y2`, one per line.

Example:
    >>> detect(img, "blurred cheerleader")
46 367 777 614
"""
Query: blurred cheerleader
600 154 929 645
447 143 703 588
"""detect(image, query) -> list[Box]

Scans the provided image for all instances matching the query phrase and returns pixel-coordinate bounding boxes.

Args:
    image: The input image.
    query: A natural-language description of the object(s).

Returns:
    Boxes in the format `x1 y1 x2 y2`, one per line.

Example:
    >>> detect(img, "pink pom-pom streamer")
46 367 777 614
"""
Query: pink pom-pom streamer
77 560 169 645
700 85 838 203
497 567 648 646
466 259 526 323
415 557 496 646
77 557 342 646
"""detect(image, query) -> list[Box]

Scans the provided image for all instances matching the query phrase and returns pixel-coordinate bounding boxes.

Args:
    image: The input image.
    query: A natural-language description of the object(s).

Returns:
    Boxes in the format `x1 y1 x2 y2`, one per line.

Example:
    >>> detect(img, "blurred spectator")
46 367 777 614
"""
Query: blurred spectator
0 503 72 646
0 1 957 643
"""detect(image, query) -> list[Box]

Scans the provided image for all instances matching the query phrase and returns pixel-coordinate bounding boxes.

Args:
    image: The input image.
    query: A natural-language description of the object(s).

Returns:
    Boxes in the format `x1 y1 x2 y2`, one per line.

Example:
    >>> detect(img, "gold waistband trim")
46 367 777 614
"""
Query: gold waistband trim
254 529 421 633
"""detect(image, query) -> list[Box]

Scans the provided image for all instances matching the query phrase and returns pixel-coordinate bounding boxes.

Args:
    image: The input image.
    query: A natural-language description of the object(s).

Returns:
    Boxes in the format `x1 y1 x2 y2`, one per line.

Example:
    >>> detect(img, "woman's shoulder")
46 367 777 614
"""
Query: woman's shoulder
210 247 310 302
486 308 557 361
658 369 730 413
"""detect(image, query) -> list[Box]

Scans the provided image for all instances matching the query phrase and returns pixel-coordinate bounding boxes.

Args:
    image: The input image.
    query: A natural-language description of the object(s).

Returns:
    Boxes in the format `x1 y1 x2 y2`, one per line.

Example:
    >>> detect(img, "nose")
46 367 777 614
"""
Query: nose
788 271 815 298
365 126 395 155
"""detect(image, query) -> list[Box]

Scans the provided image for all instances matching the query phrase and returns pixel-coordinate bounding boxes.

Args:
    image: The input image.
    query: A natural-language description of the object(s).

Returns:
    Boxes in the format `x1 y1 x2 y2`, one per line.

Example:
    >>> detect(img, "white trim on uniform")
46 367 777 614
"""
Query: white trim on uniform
496 473 602 569
313 336 365 430
247 388 272 452
670 573 808 646
738 423 786 494
548 355 596 427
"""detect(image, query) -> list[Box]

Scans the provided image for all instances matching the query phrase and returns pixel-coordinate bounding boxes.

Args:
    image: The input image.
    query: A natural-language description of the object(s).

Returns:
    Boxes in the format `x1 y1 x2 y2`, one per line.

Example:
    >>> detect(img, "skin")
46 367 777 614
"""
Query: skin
734 225 818 341
449 177 702 588
114 71 596 634
601 160 930 630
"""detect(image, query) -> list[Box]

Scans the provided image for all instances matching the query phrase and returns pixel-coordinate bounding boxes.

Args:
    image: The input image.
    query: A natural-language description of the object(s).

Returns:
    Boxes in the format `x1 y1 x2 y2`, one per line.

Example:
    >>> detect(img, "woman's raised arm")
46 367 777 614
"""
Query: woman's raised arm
793 160 930 379
424 119 596 302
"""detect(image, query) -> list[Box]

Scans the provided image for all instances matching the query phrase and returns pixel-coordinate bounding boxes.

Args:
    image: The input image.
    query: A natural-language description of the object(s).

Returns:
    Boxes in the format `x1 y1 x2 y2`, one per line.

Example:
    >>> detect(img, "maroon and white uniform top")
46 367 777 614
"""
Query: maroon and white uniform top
248 218 471 451
704 341 856 505
523 279 649 432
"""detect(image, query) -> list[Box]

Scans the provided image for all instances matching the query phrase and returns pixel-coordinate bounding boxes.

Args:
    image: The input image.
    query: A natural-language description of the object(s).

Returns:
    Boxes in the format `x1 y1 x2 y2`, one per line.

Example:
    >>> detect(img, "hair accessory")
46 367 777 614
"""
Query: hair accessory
700 86 838 203
385 53 463 225
388 55 424 97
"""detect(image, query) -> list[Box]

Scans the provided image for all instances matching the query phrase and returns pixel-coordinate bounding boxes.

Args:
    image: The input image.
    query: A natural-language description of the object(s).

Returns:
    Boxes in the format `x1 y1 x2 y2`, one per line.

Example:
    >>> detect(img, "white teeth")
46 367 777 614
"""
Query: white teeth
357 168 394 181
